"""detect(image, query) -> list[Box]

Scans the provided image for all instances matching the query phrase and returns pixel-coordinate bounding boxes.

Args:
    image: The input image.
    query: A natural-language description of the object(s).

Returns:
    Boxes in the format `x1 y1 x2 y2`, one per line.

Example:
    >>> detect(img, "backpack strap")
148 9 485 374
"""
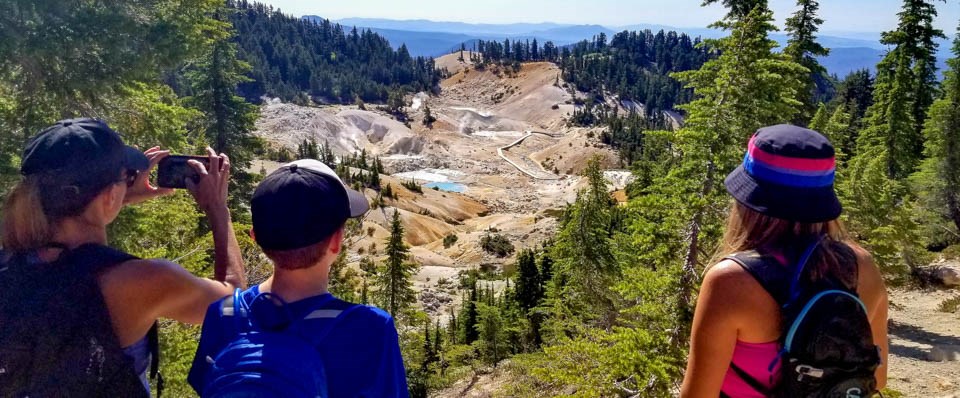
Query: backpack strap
58 243 137 275
723 236 825 308
724 251 792 306
220 291 361 344
303 303 364 344
729 362 773 396
785 236 826 305
60 244 165 397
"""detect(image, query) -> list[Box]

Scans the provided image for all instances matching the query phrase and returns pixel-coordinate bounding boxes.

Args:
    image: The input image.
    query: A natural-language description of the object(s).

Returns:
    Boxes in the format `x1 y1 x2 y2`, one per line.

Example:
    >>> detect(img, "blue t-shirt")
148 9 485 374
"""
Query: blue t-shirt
188 286 409 397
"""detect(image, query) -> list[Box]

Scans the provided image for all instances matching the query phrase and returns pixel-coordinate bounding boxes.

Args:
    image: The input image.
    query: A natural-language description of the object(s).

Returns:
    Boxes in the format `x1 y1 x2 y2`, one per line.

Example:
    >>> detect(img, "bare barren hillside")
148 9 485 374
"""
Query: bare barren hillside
253 54 636 317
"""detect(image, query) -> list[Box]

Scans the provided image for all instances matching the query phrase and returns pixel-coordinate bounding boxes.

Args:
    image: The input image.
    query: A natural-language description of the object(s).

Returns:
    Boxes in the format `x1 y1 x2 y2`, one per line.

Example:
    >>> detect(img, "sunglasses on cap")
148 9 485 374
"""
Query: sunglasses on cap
120 169 139 188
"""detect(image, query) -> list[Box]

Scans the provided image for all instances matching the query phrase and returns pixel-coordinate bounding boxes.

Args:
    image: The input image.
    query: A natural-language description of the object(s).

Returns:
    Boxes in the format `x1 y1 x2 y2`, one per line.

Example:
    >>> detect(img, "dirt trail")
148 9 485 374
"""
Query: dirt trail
887 288 960 397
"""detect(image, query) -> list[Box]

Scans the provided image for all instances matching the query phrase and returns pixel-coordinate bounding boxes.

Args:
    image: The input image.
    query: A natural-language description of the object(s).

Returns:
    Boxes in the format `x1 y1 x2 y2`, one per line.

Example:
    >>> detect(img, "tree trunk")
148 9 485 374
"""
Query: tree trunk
948 193 960 238
674 160 716 349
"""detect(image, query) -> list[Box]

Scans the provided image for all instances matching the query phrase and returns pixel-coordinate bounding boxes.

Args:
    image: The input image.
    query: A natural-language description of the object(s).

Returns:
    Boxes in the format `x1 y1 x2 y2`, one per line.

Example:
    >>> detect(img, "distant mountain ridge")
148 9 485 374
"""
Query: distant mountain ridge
334 18 571 36
304 16 952 77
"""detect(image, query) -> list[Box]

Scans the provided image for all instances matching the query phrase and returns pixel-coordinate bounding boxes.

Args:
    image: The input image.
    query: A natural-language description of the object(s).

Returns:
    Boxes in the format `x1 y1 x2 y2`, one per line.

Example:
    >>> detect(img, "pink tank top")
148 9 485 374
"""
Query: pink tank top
722 250 788 397
721 340 780 397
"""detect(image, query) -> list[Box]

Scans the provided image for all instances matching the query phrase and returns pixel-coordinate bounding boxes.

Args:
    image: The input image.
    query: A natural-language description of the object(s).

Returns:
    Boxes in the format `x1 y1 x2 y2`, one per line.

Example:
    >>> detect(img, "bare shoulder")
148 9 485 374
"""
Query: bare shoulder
698 259 779 337
703 259 754 287
103 258 195 287
702 259 764 301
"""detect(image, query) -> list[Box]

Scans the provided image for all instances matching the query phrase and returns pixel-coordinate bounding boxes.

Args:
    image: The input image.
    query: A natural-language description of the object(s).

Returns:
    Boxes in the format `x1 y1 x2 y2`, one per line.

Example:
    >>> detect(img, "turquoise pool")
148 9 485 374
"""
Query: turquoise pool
425 182 467 193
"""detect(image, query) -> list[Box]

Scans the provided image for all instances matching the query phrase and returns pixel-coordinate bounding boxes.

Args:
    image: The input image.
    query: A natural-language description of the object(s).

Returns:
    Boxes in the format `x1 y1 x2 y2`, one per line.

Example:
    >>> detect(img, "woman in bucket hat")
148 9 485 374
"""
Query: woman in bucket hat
680 125 888 397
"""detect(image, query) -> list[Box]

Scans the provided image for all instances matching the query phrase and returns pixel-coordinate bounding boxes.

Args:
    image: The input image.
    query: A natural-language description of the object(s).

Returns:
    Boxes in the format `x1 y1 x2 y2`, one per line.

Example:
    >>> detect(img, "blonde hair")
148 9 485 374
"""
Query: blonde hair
714 202 857 287
2 178 52 254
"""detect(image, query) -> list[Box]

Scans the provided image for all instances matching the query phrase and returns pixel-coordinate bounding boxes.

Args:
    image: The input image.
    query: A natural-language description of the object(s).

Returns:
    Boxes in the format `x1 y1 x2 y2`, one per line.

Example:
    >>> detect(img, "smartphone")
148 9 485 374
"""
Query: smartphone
157 155 214 189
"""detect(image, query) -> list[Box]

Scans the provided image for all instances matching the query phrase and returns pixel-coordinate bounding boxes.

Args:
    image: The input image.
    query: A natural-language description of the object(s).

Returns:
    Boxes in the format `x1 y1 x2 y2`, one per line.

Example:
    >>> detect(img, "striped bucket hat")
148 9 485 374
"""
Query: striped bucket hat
724 124 841 223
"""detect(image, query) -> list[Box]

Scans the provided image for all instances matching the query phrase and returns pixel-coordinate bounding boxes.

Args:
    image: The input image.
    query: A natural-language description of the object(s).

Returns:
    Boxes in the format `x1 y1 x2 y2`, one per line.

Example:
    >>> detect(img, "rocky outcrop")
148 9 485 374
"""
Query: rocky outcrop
937 266 960 287
914 263 960 288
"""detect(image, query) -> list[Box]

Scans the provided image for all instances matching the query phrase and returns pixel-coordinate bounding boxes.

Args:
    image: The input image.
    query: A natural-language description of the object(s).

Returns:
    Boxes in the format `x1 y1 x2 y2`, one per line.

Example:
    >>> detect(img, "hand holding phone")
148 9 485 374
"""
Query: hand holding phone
123 146 175 206
167 149 232 217
157 155 215 189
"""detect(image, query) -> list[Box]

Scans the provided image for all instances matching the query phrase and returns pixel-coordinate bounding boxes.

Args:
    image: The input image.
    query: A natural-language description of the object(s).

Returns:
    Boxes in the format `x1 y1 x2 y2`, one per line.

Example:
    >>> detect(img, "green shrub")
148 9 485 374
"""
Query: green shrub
939 295 960 313
943 244 960 260
443 233 459 249
402 179 424 194
480 233 515 257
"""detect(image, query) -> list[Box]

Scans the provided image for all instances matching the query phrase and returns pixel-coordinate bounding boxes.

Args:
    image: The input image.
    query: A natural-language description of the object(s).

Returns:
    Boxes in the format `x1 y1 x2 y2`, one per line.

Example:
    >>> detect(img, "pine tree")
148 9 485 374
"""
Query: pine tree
548 157 619 327
320 141 336 167
0 0 217 188
422 105 436 127
914 23 960 237
808 102 830 133
514 249 542 312
842 0 945 274
460 280 480 344
632 1 805 360
529 4 804 392
187 7 261 218
833 70 875 124
701 0 768 21
476 302 505 366
374 210 417 317
297 138 320 159
383 183 395 200
448 309 459 344
783 0 830 125
369 164 381 189
538 252 554 288
433 319 443 356
822 103 854 165
898 0 947 154
423 321 437 366
858 0 945 180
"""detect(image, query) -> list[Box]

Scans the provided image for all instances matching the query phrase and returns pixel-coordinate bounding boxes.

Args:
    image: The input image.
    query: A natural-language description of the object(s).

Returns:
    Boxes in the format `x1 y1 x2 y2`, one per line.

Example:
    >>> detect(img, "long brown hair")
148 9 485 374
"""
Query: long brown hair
1 170 119 254
2 177 52 254
714 202 858 288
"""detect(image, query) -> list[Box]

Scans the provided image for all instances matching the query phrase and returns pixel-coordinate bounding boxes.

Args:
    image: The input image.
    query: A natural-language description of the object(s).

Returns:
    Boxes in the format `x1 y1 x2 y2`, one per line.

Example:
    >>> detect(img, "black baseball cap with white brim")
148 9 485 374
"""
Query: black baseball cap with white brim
251 159 370 251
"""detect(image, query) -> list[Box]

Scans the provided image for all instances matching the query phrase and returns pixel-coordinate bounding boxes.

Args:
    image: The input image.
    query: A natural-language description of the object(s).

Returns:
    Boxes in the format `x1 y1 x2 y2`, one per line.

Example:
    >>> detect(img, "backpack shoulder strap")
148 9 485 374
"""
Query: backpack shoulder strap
724 251 792 306
725 237 827 308
220 289 254 333
302 301 364 344
60 244 167 397
729 362 773 396
61 244 138 274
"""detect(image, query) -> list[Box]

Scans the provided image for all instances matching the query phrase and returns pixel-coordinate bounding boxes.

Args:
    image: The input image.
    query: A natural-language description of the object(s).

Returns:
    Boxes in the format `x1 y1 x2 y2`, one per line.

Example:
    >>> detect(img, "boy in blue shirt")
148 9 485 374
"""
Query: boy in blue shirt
188 159 409 397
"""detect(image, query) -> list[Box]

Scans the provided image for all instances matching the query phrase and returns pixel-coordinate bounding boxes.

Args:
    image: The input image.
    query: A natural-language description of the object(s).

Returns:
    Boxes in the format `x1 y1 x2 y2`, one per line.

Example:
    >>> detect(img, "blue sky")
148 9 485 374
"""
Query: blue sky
257 0 960 34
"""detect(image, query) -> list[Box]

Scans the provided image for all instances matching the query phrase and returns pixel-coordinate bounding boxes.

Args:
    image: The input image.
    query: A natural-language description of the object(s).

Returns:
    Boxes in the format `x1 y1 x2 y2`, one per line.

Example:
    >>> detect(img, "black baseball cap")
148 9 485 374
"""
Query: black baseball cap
251 159 370 251
20 118 150 216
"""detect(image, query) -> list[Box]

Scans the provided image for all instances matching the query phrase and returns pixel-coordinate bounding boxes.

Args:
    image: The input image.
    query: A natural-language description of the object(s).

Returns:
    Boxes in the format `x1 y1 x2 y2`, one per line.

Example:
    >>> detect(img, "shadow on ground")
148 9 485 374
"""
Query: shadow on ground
889 320 960 360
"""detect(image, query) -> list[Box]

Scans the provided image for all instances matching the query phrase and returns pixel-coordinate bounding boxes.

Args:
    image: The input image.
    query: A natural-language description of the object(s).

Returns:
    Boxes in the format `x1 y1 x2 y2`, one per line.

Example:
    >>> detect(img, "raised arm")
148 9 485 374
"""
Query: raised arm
187 148 246 289
104 147 248 346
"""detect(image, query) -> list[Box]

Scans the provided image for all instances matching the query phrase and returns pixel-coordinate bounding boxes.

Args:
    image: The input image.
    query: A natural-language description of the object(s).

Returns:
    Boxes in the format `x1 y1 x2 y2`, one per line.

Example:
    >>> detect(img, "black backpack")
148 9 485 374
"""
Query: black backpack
0 244 162 397
724 238 881 398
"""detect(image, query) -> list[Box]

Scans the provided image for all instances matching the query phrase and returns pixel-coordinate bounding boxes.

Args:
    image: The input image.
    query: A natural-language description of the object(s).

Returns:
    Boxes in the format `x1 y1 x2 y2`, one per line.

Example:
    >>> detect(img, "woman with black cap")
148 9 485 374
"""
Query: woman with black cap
0 118 246 397
680 125 888 397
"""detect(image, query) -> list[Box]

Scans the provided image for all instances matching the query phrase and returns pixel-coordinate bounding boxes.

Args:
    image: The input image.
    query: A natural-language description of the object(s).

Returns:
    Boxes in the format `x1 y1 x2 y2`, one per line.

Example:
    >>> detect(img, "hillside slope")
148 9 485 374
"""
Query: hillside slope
253 55 632 317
